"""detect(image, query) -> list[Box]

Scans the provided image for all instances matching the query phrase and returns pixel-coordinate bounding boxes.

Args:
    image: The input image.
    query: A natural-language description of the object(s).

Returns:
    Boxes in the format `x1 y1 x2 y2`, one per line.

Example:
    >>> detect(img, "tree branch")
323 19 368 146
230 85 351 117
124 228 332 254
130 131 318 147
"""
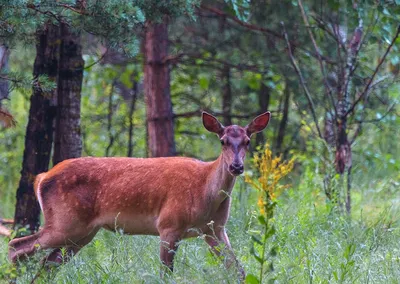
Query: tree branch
200 4 336 65
84 49 108 70
282 23 323 139
165 52 267 73
350 103 396 144
298 0 337 116
346 25 400 117
173 109 275 120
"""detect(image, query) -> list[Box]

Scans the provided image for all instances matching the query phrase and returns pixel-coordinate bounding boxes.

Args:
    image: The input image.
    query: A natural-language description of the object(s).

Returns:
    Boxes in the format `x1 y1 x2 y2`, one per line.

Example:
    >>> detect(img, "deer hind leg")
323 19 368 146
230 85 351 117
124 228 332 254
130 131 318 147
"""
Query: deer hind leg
8 232 42 263
9 226 98 264
8 228 67 263
40 228 98 267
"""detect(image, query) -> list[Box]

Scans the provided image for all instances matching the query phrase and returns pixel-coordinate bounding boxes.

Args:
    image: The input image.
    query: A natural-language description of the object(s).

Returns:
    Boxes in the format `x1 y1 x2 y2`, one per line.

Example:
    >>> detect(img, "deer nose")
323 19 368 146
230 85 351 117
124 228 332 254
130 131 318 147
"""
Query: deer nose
229 163 244 175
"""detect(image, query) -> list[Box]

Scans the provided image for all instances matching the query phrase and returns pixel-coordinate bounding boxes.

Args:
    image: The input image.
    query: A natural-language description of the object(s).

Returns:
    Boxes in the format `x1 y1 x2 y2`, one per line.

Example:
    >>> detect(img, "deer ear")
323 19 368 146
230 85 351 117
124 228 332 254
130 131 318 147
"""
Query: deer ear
245 112 271 137
202 112 224 137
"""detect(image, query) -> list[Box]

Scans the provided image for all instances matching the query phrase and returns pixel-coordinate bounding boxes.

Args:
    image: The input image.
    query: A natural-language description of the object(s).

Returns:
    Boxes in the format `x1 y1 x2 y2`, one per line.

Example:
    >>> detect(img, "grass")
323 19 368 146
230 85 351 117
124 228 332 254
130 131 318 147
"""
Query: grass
1 168 400 283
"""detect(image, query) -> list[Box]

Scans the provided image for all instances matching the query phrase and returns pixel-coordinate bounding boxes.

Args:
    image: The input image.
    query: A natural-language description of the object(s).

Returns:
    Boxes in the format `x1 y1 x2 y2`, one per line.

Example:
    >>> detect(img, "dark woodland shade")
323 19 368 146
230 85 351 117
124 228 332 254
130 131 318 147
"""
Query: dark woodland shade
14 24 60 233
0 44 9 103
14 21 84 232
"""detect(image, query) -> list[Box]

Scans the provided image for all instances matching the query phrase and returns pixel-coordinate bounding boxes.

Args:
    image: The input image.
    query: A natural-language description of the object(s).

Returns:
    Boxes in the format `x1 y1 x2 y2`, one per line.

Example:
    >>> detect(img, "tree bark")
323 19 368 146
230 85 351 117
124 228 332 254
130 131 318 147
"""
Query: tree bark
105 83 115 157
144 17 176 157
14 24 60 233
0 44 9 104
256 83 270 146
127 81 138 157
221 65 232 126
53 22 83 165
276 83 290 153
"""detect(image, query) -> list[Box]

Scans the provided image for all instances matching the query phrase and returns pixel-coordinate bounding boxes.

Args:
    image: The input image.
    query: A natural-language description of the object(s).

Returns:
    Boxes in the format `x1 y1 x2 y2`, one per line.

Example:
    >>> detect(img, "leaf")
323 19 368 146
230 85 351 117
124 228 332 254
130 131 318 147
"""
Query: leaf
269 246 277 257
250 246 264 264
199 76 209 90
268 262 274 272
254 254 264 264
266 226 276 239
258 215 266 225
251 235 263 245
245 274 260 284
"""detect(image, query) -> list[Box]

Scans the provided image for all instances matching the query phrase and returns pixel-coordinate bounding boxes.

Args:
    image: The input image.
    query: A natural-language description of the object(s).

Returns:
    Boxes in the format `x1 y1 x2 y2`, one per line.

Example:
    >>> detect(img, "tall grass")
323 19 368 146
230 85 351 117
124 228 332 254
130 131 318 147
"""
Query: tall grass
1 163 399 283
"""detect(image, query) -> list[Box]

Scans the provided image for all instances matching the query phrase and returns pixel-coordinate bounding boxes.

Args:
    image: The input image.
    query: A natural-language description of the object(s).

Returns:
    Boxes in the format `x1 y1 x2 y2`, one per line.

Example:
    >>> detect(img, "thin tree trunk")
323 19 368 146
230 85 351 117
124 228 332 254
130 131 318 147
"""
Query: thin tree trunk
346 166 352 214
335 115 351 212
127 81 138 157
144 17 176 157
256 83 270 146
0 44 9 103
105 83 115 157
14 24 60 233
221 65 232 126
53 22 83 165
276 84 290 153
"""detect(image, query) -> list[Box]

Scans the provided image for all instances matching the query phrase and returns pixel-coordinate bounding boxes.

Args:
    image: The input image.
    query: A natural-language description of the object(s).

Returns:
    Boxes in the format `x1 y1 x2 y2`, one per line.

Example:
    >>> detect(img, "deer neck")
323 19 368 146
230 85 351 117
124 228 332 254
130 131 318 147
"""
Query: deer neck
209 153 236 199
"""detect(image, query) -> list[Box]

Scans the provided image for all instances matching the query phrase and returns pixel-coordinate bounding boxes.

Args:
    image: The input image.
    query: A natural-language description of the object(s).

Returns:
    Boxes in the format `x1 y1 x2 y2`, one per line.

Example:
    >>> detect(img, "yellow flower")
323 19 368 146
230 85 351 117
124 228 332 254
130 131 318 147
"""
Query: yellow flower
245 143 294 216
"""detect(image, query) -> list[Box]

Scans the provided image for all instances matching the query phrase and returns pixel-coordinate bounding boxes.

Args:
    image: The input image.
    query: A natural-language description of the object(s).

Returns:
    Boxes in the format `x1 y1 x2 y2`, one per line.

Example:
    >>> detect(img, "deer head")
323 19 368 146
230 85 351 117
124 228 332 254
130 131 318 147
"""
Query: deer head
202 111 271 176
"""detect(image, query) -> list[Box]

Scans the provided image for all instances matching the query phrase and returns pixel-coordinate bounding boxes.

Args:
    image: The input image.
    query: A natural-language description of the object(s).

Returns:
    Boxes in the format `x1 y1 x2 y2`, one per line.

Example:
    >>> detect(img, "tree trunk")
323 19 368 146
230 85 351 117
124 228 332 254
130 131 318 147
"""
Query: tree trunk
276 83 290 153
105 83 115 157
127 81 138 157
256 83 270 146
335 114 352 213
144 17 176 157
14 24 60 233
221 65 232 126
53 22 83 165
0 44 9 104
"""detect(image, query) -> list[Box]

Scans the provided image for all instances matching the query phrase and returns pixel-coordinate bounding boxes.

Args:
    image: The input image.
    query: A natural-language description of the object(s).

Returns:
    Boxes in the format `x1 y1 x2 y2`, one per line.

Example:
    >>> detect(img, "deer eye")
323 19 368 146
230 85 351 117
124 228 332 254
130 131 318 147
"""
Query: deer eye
220 140 225 145
245 140 250 146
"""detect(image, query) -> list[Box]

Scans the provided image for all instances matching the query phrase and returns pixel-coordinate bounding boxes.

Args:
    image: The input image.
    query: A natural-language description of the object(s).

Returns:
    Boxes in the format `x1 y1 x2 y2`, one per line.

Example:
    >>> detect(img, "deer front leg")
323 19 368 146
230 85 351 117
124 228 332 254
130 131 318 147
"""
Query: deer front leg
159 230 181 276
205 227 245 280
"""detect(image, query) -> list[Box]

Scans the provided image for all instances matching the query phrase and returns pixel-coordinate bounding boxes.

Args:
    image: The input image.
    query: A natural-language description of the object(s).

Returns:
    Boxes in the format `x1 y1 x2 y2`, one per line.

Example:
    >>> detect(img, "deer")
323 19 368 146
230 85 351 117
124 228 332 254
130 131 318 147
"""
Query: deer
9 111 270 278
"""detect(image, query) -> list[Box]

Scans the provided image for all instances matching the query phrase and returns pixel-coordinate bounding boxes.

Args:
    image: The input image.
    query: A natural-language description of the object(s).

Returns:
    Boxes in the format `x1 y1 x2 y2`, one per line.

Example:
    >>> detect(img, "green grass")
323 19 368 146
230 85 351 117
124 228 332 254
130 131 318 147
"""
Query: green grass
1 170 400 283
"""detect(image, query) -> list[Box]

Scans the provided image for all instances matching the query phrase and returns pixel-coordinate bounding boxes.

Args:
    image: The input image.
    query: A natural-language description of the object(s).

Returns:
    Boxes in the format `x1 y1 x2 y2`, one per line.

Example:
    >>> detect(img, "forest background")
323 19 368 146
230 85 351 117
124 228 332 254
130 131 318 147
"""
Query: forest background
0 0 400 283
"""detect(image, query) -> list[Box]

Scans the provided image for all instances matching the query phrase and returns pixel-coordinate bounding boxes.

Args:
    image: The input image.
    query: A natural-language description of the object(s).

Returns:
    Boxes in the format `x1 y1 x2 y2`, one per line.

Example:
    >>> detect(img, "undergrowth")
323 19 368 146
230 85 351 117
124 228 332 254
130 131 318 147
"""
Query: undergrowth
0 164 399 283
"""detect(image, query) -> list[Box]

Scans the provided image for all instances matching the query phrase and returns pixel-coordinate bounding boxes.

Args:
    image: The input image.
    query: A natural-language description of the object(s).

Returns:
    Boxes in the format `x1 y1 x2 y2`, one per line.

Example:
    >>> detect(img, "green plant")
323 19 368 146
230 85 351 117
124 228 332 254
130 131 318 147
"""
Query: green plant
245 144 294 284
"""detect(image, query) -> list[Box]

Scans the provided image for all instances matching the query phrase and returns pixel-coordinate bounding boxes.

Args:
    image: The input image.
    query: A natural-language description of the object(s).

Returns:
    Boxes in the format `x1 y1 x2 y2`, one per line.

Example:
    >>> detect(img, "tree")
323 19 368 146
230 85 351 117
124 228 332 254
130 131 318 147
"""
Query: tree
281 0 400 213
53 22 84 165
0 43 9 104
144 17 176 157
13 24 60 233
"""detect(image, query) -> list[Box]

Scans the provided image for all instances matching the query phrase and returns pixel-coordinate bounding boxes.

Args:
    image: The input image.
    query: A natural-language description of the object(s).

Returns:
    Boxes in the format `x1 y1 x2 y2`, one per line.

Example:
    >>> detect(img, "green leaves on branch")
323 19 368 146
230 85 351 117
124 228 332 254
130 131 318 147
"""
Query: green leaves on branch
1 0 199 56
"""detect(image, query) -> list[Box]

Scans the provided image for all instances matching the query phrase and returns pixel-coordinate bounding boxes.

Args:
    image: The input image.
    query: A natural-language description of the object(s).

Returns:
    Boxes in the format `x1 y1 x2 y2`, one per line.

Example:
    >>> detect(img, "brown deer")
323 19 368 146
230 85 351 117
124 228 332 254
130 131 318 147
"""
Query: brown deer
9 111 270 277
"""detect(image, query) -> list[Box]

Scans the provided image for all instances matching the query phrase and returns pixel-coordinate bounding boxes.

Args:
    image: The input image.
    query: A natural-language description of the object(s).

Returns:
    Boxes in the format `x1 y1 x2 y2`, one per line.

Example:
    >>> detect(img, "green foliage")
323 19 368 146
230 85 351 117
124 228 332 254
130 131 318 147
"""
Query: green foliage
1 0 400 283
245 145 294 283
1 164 399 283
1 0 199 56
